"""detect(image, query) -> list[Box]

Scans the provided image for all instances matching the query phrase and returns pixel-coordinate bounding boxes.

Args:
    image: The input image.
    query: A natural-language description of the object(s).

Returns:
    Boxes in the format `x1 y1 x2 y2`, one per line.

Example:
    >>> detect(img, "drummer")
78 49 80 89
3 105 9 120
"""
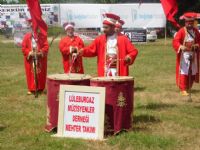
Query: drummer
79 13 138 77
77 13 138 135
59 22 85 73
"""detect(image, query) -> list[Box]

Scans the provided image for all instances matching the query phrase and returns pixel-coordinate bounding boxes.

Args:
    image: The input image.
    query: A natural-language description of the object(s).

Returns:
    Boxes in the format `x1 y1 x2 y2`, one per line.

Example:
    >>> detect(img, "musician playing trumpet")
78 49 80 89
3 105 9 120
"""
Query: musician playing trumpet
173 12 200 96
59 22 84 73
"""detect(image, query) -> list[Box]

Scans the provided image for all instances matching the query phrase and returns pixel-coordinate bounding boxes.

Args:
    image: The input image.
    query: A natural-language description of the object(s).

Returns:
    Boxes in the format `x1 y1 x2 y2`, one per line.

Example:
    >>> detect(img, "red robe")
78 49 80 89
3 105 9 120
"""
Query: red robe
172 27 200 86
59 36 84 73
82 33 138 76
22 32 49 91
83 33 138 134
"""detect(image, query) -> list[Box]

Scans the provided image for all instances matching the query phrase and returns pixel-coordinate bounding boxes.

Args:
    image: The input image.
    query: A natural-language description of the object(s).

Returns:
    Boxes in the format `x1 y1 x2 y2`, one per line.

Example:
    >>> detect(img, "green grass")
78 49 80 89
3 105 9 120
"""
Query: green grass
107 132 176 150
0 38 200 150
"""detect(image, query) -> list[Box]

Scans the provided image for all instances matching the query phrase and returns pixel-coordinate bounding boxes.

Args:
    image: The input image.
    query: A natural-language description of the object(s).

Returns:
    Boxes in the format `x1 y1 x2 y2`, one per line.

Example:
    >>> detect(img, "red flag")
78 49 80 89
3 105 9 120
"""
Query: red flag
160 0 180 29
26 0 48 39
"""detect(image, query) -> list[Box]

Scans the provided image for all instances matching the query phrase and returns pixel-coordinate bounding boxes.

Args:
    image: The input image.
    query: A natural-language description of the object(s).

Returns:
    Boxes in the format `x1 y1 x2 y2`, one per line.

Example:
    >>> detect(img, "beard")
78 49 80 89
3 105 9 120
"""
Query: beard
67 32 74 37
186 25 193 30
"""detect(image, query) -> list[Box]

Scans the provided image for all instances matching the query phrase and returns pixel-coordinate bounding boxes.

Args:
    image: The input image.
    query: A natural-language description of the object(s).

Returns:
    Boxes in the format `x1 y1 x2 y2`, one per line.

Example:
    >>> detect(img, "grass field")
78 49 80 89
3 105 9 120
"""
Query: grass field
0 37 200 150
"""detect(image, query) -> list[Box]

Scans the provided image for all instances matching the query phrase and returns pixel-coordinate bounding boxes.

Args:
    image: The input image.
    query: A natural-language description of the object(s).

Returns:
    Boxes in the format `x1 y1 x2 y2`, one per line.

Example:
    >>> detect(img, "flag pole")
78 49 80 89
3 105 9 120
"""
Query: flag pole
165 21 167 45
59 0 62 40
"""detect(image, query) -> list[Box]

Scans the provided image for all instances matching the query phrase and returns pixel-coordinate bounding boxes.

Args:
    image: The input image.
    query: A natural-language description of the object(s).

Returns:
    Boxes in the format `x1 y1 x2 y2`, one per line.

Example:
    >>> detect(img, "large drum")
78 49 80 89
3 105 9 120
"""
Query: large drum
90 76 134 135
45 73 91 132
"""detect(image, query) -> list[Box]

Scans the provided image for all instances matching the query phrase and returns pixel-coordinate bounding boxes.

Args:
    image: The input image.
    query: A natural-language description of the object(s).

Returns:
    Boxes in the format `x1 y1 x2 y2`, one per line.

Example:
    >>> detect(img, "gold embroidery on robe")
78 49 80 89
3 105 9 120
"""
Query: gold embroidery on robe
117 92 127 107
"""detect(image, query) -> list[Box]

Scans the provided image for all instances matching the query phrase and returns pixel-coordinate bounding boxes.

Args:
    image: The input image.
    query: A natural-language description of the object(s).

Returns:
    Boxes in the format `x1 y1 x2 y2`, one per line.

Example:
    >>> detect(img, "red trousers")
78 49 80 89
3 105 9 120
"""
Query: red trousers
179 75 195 91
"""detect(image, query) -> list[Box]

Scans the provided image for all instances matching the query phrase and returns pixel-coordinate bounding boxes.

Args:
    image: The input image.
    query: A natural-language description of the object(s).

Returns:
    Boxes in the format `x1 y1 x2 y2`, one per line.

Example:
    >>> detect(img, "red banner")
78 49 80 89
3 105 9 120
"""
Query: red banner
26 0 48 39
160 0 180 29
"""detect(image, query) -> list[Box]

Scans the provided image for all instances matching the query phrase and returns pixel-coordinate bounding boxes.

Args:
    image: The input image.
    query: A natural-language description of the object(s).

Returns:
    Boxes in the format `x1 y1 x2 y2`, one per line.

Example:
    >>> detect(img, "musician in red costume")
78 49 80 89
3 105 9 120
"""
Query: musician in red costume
80 13 138 77
22 19 49 95
173 12 200 96
59 22 84 73
77 13 138 135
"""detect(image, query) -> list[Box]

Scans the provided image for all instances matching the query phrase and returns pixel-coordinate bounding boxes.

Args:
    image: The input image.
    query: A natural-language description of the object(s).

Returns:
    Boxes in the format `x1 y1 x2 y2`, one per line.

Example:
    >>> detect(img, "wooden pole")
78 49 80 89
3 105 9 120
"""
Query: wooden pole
165 22 167 45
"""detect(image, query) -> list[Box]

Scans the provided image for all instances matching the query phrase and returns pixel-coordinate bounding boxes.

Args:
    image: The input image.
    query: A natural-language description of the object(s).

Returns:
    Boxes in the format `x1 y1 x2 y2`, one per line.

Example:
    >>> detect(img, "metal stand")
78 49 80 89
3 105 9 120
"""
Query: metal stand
188 54 193 102
33 48 38 98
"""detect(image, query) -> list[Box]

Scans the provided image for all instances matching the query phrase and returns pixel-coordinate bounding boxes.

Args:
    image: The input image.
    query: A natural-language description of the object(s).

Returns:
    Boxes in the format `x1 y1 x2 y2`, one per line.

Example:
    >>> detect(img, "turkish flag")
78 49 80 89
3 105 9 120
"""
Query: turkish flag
160 0 180 29
26 0 48 39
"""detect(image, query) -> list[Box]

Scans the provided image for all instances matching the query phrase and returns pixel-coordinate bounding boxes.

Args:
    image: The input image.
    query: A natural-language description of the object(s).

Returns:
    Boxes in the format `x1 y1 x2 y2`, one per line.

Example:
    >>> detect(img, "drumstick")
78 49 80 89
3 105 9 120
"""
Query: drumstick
69 53 77 74
106 58 125 67
106 58 126 75
106 58 115 75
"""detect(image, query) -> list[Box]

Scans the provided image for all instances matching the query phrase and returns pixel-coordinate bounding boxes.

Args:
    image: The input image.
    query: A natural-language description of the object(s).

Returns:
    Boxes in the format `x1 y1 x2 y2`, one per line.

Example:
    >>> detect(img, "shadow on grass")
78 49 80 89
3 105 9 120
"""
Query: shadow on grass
132 114 161 131
137 102 176 110
191 89 200 94
134 86 146 92
134 114 160 124
194 105 200 109
0 124 7 132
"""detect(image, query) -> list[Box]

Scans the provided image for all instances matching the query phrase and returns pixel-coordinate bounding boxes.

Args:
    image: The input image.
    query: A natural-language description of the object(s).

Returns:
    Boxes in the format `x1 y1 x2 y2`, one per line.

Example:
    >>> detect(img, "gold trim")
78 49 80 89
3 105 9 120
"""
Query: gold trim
104 34 119 76
117 92 127 107
178 28 187 87
104 36 107 76
116 42 119 76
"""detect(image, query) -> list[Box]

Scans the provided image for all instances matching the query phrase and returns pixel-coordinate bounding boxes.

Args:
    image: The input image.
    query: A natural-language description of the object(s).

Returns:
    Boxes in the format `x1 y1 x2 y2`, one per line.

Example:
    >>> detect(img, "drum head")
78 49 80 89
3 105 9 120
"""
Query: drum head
91 76 134 82
47 73 91 80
